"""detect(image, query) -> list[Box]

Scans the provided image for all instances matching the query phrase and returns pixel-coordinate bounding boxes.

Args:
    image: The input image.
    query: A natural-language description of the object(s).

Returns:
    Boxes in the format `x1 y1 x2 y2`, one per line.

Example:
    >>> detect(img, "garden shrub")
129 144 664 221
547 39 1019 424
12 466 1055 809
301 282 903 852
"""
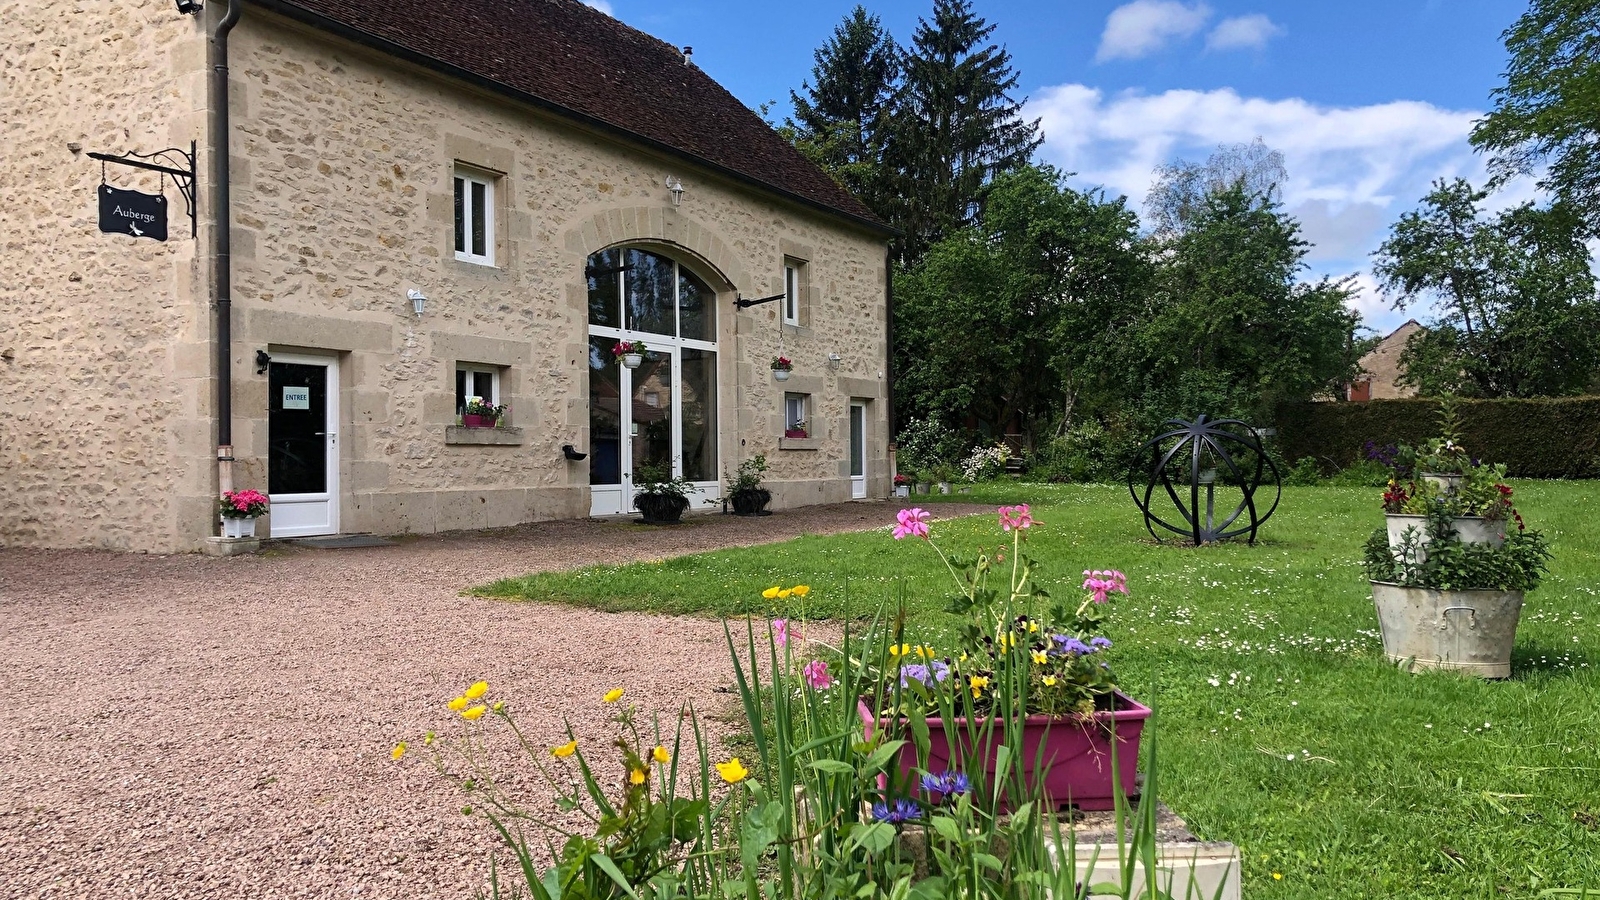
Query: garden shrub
1274 396 1600 478
895 414 968 474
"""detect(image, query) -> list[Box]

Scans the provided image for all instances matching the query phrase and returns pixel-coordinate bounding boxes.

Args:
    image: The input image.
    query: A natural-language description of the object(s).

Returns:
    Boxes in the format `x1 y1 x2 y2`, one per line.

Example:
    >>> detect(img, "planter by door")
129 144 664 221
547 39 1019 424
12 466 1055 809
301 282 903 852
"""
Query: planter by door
1370 581 1524 678
621 353 643 369
859 692 1150 812
773 369 791 382
462 413 498 428
634 492 689 525
221 517 258 539
1385 514 1506 564
730 487 771 517
894 486 911 499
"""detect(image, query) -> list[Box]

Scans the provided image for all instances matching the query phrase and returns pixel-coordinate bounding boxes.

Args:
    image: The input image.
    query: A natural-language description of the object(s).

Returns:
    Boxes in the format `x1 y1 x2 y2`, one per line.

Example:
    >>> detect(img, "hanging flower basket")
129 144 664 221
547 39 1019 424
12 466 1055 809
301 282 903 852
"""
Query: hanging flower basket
613 340 647 370
771 355 793 382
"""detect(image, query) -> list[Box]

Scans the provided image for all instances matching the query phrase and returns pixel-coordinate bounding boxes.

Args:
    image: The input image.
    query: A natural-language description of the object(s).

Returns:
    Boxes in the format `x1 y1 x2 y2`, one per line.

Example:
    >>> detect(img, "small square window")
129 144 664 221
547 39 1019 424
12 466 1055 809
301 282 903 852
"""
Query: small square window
455 364 501 415
453 168 496 266
784 393 809 437
783 259 806 326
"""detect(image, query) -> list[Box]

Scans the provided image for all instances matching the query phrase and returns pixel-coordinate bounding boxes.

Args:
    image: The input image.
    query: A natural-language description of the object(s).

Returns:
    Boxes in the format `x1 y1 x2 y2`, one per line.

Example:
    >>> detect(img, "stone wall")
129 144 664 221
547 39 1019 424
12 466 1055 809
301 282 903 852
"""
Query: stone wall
225 13 891 538
0 4 214 551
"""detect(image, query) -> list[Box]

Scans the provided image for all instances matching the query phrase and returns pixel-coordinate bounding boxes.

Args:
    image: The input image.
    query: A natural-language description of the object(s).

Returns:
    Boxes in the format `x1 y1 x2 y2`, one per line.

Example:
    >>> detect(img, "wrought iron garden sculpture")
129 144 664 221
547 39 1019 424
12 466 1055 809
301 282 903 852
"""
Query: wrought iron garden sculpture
1128 415 1282 545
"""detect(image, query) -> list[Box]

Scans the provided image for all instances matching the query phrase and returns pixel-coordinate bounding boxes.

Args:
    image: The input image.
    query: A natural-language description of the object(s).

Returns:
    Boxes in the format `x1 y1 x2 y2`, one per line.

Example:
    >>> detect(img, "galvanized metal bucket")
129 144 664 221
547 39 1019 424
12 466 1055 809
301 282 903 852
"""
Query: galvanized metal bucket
1370 581 1523 678
1384 514 1506 565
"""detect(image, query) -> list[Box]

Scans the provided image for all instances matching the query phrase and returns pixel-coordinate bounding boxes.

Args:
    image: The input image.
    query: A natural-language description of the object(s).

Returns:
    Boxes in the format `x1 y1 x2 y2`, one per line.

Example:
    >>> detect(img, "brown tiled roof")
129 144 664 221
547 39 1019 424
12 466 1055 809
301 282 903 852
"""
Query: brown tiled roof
254 0 889 234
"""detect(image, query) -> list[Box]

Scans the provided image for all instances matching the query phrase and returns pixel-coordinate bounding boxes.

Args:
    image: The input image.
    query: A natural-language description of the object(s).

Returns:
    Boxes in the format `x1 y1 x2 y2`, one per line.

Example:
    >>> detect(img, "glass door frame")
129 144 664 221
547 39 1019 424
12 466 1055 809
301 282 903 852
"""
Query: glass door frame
850 401 868 500
267 352 341 538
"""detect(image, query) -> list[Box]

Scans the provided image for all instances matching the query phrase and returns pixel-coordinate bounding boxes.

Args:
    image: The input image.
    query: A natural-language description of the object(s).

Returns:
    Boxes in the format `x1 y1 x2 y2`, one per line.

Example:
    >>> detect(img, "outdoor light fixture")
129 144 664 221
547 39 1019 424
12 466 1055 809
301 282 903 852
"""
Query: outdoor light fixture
827 352 843 370
665 175 684 206
255 349 271 375
175 0 203 15
407 288 427 318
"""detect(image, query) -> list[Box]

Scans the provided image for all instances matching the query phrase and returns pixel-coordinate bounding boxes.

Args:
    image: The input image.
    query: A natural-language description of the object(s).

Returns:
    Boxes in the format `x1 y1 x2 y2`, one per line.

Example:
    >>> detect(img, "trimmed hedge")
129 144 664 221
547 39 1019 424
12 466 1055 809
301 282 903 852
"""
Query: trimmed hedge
1273 396 1600 479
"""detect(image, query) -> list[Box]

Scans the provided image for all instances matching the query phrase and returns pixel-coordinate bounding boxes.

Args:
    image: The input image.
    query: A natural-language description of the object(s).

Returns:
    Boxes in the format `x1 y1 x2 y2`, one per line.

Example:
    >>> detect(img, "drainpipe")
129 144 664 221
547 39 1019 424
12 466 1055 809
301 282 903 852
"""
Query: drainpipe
212 0 243 500
884 245 895 464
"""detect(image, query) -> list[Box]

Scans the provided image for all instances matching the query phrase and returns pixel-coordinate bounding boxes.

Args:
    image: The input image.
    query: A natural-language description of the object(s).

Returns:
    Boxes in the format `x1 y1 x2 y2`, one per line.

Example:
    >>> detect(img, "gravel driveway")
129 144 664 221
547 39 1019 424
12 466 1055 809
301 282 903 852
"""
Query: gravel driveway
0 501 985 899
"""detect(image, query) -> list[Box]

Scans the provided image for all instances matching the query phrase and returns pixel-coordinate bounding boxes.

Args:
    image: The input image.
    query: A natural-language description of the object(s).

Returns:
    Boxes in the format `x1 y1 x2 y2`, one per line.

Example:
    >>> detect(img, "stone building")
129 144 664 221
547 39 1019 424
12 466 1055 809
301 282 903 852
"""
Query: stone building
1348 320 1425 401
0 0 894 552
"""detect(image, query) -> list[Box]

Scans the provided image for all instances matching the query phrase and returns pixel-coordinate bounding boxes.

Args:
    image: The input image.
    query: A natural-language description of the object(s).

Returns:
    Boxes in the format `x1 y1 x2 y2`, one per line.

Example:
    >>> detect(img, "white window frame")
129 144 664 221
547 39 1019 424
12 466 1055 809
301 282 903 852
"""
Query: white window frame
783 261 801 326
784 392 809 433
456 363 501 414
454 168 496 266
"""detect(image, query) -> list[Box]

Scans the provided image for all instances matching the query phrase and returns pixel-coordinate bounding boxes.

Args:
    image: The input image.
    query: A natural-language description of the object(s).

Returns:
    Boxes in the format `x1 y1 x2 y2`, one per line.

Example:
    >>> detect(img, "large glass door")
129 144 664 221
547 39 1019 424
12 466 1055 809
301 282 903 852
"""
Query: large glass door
268 354 340 537
587 248 718 516
850 402 867 499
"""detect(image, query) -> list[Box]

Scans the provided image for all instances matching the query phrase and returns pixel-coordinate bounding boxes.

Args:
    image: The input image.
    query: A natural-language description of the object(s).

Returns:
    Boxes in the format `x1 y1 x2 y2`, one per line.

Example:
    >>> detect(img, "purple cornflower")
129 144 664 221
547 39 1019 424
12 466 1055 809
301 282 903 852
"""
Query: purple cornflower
872 798 918 824
920 770 972 800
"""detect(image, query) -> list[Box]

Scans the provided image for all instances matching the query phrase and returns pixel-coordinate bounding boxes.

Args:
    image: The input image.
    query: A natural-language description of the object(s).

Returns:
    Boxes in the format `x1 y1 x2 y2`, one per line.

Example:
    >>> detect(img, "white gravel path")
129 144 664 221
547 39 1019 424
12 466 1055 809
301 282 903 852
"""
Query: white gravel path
0 501 986 899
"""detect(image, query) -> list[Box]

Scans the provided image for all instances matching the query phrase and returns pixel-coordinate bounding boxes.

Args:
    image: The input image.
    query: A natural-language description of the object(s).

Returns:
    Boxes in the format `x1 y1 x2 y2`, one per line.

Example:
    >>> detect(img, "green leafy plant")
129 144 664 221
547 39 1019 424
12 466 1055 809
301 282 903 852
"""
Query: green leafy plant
634 462 697 500
465 397 507 420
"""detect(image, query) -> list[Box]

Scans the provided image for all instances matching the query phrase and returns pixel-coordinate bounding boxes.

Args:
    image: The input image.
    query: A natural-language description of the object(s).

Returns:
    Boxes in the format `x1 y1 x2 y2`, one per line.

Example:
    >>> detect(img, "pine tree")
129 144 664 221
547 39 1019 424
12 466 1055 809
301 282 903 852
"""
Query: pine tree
889 0 1042 262
789 7 900 214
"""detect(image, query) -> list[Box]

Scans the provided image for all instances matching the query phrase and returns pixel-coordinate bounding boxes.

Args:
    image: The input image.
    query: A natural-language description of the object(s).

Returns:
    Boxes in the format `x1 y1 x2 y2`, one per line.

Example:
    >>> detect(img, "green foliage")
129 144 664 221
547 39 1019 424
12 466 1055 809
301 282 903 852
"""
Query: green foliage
1274 396 1600 478
1373 178 1600 398
1282 457 1321 486
895 415 969 474
1362 524 1551 592
1470 0 1600 230
726 455 768 494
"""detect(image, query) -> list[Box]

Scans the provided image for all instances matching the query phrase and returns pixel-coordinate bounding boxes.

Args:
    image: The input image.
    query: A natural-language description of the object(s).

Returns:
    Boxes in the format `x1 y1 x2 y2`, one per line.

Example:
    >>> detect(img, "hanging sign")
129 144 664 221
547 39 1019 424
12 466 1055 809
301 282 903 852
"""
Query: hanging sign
98 185 168 242
282 386 311 410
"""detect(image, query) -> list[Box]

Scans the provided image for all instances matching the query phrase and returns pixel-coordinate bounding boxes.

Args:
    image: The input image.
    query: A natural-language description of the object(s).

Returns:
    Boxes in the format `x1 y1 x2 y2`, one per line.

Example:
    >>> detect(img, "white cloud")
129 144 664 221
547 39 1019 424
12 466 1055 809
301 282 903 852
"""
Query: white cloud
1026 84 1489 329
1205 14 1284 52
584 0 614 15
1096 1 1213 62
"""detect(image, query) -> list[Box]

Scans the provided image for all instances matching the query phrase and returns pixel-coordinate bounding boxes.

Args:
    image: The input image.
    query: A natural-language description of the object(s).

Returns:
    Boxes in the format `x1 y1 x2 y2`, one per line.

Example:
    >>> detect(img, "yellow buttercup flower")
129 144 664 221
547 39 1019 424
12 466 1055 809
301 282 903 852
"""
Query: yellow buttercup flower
762 586 782 599
464 681 489 700
391 741 407 761
603 688 625 703
447 696 469 711
1032 650 1049 666
1042 675 1058 687
630 767 647 786
653 746 670 764
778 589 792 599
791 585 811 597
1028 622 1040 633
969 675 990 697
915 646 936 659
890 643 912 657
461 705 487 720
551 740 578 758
715 758 750 784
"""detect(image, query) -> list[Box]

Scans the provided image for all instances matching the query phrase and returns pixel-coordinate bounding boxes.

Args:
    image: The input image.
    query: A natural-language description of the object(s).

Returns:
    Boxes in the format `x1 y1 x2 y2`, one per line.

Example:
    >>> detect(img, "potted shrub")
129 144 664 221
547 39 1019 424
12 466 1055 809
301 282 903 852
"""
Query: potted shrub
860 505 1149 811
632 461 695 525
893 473 912 499
218 489 269 538
612 339 646 369
771 355 793 382
461 397 506 428
913 470 931 495
933 463 955 495
784 419 809 439
725 455 771 516
1364 488 1549 679
1383 464 1514 564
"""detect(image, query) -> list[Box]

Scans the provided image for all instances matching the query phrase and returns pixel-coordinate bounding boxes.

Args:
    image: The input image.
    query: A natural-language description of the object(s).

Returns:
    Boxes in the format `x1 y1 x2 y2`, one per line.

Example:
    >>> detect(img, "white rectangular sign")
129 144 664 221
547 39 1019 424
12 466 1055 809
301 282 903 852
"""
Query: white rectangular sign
282 386 311 410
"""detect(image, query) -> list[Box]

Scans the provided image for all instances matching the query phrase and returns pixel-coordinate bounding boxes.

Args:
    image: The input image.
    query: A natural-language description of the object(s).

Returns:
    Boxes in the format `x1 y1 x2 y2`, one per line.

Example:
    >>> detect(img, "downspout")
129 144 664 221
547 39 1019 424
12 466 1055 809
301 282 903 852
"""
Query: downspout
884 245 896 476
212 0 243 502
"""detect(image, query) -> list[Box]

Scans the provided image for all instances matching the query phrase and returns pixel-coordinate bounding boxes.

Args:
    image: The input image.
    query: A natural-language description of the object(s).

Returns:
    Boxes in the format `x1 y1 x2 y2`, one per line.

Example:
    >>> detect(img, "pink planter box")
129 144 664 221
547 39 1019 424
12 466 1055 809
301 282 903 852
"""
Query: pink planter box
858 691 1150 812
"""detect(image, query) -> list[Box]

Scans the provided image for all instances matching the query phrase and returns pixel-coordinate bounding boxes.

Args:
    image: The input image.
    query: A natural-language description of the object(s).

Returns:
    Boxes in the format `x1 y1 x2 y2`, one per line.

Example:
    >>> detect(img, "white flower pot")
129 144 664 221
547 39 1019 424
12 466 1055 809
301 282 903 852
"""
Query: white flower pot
1385 513 1505 564
221 517 258 539
1370 581 1523 678
894 486 910 498
621 353 643 369
937 482 951 495
773 368 791 382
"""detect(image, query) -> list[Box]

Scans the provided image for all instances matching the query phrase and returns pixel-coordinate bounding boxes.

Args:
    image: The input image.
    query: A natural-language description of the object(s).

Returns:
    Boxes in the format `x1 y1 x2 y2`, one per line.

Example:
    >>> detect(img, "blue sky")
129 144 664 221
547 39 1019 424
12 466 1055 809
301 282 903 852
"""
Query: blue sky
588 0 1532 335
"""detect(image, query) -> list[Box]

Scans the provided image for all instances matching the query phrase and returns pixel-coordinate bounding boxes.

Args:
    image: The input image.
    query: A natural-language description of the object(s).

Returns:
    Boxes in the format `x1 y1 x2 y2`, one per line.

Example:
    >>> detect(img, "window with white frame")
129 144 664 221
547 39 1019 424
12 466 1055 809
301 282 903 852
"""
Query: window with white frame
453 168 496 266
455 364 501 415
784 392 809 437
783 259 805 326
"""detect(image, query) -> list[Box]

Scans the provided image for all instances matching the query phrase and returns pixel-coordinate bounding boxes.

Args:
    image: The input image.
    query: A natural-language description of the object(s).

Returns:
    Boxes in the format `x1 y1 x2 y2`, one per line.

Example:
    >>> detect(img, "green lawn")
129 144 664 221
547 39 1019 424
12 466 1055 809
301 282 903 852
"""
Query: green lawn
477 482 1600 899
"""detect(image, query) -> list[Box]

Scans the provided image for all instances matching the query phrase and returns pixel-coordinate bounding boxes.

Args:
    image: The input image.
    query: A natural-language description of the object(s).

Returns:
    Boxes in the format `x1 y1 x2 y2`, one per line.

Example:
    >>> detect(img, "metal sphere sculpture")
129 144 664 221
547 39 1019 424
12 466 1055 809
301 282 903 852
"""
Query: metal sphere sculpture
1128 415 1281 546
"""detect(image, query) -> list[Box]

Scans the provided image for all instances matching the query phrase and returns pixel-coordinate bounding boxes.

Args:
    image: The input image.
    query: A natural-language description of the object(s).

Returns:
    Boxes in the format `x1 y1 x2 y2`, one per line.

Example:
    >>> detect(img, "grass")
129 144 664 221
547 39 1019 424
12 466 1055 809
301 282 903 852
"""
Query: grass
476 481 1600 899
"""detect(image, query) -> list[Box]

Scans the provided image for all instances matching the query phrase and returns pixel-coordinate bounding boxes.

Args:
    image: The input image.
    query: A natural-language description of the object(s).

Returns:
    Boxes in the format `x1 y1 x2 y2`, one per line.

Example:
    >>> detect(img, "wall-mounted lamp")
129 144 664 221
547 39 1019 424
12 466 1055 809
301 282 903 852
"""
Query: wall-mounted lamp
255 349 272 375
407 288 427 318
827 352 843 371
174 0 203 15
665 175 684 206
562 444 588 461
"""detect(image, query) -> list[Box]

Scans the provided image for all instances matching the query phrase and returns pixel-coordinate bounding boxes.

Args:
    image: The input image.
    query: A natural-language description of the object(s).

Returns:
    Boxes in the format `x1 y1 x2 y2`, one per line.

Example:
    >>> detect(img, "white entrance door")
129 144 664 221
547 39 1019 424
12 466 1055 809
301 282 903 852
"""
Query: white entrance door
850 401 868 499
268 354 340 537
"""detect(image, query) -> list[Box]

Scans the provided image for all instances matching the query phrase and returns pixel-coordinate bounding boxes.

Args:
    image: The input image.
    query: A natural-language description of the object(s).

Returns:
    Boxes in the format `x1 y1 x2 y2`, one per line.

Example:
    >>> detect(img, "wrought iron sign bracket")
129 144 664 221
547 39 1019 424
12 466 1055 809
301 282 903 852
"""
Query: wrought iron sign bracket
88 141 198 238
733 292 786 310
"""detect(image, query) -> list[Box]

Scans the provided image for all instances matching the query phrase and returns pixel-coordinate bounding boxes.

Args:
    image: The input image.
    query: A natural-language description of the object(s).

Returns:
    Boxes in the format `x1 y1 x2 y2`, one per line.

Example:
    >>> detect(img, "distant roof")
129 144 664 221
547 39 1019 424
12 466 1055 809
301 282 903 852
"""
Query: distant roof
252 0 890 235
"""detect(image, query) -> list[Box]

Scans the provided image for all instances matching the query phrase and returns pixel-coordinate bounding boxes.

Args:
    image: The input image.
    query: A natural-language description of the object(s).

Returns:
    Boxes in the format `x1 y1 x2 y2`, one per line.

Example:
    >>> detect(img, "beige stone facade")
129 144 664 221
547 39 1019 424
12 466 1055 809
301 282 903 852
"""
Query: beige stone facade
1349 320 1424 401
1 3 891 552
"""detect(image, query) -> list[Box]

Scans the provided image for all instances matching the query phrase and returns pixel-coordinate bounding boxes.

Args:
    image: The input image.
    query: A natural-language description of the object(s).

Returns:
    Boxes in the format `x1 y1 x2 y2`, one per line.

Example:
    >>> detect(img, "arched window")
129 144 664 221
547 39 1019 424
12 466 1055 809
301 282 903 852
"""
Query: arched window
585 248 719 515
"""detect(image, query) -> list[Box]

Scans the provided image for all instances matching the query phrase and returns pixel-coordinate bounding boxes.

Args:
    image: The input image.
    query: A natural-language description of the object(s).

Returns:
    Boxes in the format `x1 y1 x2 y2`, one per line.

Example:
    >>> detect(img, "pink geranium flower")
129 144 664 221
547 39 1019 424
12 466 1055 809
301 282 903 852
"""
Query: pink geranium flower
802 659 833 690
893 508 931 540
1082 569 1129 604
771 619 789 648
998 504 1035 532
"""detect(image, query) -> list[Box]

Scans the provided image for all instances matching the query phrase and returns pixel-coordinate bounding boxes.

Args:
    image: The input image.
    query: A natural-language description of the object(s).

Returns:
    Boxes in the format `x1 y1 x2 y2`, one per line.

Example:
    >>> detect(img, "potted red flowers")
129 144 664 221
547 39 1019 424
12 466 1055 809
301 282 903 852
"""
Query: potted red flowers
462 397 506 428
613 340 647 369
218 489 269 539
771 355 793 382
